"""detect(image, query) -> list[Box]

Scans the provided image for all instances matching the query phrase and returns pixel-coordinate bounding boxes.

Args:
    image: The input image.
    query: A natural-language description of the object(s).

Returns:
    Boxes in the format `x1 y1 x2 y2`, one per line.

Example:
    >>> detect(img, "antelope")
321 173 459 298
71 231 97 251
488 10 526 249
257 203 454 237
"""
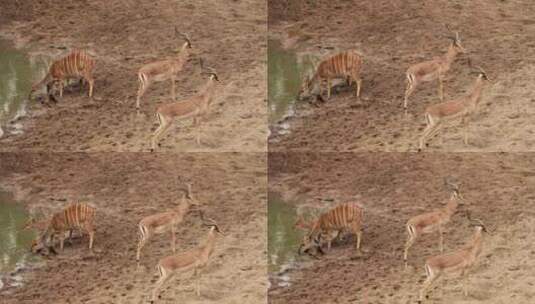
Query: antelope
136 27 192 110
298 50 363 102
418 67 489 151
150 216 223 303
149 60 219 151
418 217 489 302
28 49 95 100
29 202 96 253
404 26 467 112
294 216 341 251
136 183 199 262
298 202 364 256
404 179 464 266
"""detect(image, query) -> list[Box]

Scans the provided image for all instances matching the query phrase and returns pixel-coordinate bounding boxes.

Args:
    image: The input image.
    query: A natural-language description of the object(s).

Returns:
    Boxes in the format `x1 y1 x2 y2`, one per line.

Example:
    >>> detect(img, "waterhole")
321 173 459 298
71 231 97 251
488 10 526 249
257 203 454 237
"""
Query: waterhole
268 192 304 287
0 38 49 137
0 190 37 289
268 39 315 129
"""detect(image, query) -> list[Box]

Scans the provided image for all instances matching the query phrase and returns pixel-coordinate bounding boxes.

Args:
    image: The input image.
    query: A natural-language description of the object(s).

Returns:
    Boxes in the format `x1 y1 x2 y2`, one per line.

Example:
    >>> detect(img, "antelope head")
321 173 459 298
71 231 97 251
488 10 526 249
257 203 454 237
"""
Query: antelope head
30 237 45 254
297 234 323 257
199 58 219 82
201 214 225 235
444 177 464 201
178 182 200 212
471 66 490 81
467 214 492 235
445 24 466 54
175 27 192 49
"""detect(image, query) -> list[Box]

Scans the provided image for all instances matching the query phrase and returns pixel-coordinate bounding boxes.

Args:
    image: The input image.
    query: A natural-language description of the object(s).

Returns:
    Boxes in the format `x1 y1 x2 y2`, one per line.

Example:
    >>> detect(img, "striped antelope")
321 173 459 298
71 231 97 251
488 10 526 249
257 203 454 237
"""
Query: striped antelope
136 184 199 262
29 50 96 100
298 50 363 101
298 202 364 256
404 178 464 266
294 216 341 251
150 216 223 302
150 60 219 151
404 26 467 112
136 28 192 110
29 202 96 253
418 217 489 303
418 67 489 151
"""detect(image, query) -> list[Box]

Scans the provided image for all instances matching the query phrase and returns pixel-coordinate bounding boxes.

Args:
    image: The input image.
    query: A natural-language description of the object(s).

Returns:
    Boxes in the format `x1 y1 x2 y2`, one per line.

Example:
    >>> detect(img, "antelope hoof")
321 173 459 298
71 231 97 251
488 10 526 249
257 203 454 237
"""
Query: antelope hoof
150 148 154 153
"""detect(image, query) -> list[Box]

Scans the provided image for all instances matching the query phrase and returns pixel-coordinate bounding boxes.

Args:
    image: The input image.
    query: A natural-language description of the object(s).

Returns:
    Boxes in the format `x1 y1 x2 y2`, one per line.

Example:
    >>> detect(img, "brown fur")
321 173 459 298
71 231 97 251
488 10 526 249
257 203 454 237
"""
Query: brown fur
418 73 488 150
31 203 96 253
404 35 466 111
31 50 95 98
299 202 364 254
299 50 363 101
150 73 218 150
418 225 485 302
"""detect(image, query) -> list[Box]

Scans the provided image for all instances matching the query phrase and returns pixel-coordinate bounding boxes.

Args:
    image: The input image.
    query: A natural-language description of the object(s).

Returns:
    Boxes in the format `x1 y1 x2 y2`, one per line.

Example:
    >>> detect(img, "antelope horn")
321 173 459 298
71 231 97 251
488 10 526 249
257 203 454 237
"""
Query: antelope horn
475 66 487 75
202 216 217 225
174 27 191 41
469 218 491 233
443 176 459 190
185 183 192 199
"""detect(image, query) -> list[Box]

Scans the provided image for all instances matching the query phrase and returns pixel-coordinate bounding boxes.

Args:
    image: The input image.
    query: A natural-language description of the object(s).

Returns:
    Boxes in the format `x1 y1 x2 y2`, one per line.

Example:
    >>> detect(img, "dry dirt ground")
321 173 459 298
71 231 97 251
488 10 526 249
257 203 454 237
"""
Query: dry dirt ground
0 152 267 304
269 0 535 152
269 152 535 304
0 0 266 152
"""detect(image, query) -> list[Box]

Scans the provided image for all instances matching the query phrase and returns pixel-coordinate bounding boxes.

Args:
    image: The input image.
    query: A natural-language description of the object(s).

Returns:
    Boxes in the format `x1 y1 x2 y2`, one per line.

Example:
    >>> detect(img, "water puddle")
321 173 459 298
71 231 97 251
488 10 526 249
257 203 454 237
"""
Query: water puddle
0 38 49 137
268 39 315 135
0 190 37 289
268 192 304 288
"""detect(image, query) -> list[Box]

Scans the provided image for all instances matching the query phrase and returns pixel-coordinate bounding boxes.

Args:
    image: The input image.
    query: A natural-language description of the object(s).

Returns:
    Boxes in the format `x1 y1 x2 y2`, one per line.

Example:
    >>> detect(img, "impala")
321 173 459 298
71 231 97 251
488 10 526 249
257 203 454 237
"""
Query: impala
404 178 464 266
150 60 219 151
418 217 489 302
150 215 223 302
404 26 466 112
418 67 489 151
136 183 199 261
136 27 192 110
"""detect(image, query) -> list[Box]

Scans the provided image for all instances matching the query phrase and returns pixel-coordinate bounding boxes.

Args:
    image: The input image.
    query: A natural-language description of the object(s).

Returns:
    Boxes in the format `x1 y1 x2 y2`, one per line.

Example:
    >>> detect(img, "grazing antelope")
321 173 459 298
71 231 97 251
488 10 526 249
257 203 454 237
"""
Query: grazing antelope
418 218 489 302
150 61 219 151
136 28 192 110
404 179 464 266
29 202 96 253
294 216 341 251
150 216 223 302
298 202 364 256
298 50 363 101
136 184 199 262
418 67 489 151
29 50 95 100
404 27 466 112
